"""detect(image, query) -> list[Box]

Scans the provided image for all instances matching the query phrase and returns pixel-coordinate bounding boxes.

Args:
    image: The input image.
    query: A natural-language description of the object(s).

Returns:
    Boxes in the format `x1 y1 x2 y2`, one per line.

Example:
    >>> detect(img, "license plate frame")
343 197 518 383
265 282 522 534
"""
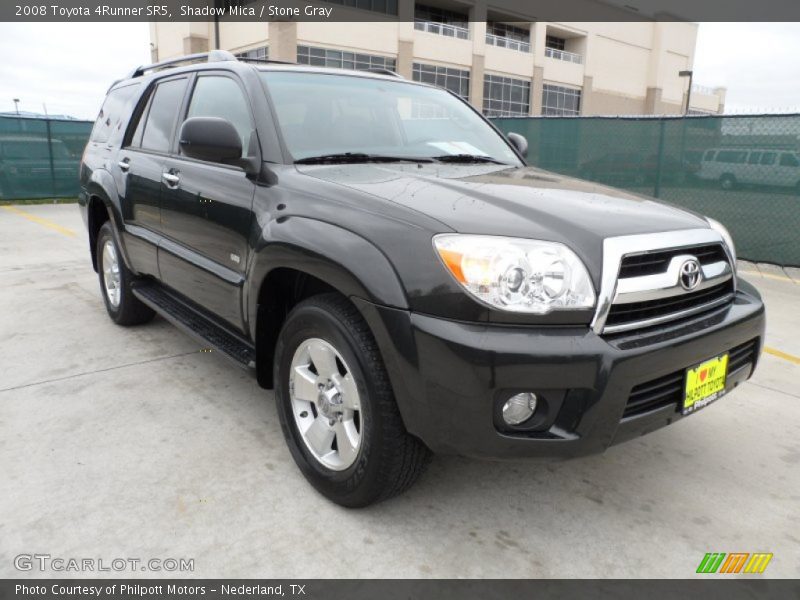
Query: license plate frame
682 353 729 416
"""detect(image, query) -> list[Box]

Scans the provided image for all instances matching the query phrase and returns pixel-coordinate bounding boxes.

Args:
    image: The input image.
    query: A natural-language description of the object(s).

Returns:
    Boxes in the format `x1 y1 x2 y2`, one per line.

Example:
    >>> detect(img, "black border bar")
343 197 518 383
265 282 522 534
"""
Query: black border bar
3 0 800 22
2 580 800 600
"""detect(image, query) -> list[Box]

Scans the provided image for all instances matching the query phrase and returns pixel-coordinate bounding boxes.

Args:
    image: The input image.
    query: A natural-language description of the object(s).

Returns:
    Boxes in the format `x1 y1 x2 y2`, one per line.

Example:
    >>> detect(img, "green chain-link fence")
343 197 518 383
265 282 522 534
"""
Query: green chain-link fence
2 113 798 266
0 115 93 201
493 115 800 267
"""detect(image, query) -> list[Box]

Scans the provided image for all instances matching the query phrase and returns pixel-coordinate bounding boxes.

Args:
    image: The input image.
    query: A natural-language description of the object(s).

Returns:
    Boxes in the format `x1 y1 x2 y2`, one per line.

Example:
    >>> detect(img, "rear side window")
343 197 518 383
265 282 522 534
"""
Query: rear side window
704 150 716 160
716 150 746 164
140 78 188 153
183 75 254 158
90 83 140 144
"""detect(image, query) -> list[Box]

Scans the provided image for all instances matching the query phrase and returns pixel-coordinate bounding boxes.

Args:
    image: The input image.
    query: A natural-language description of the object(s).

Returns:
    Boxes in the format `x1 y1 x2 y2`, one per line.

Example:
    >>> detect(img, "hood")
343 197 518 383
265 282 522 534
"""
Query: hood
296 162 709 277
297 162 707 238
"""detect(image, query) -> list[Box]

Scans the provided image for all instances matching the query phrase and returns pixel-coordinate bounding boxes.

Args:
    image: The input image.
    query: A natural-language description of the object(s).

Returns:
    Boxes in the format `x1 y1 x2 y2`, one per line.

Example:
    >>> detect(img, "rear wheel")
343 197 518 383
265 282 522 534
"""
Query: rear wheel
274 293 431 507
96 221 154 326
719 174 737 190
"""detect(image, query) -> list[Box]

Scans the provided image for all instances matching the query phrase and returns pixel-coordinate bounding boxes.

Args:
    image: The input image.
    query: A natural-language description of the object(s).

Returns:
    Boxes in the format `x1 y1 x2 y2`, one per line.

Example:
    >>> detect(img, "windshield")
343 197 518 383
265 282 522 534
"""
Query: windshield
260 71 522 165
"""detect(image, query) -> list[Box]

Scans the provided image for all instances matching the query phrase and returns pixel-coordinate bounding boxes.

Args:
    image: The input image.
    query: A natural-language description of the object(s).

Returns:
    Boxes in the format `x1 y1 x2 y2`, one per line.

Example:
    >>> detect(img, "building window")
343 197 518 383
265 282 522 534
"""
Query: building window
412 63 470 101
545 35 566 50
542 84 581 116
414 4 469 39
323 0 398 15
235 46 268 61
296 45 396 72
483 74 531 117
486 22 531 53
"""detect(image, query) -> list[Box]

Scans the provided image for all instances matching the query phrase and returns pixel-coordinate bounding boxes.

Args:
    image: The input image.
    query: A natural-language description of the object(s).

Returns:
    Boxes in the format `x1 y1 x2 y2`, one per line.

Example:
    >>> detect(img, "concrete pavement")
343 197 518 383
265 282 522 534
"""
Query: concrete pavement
1 204 798 578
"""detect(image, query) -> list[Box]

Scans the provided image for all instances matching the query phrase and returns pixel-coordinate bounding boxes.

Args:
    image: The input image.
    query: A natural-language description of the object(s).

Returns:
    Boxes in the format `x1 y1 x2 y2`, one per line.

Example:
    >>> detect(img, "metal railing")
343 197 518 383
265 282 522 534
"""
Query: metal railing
692 84 718 96
414 19 469 40
545 47 583 64
485 33 531 53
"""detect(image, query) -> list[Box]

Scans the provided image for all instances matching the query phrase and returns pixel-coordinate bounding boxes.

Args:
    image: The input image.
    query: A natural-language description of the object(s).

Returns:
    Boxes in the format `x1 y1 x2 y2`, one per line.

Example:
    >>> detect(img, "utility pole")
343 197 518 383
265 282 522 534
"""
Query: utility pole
13 98 20 115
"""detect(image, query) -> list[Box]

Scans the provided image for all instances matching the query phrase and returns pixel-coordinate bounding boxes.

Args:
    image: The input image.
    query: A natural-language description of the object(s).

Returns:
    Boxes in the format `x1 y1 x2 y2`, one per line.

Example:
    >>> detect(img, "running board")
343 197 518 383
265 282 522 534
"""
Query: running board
132 281 256 372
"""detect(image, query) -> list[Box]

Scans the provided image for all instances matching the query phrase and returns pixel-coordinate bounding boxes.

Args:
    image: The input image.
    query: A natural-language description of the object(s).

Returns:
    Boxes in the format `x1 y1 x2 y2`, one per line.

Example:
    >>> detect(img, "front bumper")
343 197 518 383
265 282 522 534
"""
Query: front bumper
357 278 765 459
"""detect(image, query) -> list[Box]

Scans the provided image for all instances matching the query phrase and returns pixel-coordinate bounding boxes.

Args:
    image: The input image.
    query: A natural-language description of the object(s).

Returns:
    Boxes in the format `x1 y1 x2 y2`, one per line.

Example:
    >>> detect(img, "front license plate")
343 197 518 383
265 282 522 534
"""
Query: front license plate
683 353 729 415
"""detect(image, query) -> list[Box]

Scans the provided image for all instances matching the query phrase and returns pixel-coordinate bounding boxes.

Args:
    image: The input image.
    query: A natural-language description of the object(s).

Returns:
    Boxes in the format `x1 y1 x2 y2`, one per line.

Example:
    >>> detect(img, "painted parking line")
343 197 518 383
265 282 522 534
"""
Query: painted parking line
1 205 77 238
764 346 800 366
740 270 797 284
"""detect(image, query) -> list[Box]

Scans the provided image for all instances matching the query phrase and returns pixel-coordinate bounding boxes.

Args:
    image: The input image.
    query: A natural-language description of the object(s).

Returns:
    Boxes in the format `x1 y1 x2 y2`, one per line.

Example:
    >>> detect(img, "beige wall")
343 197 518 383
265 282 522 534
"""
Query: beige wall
150 17 724 116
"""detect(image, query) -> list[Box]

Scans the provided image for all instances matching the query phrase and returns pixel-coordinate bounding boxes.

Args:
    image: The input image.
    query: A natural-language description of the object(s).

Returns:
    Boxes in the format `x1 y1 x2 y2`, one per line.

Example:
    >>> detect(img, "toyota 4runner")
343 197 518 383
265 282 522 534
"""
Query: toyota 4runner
79 51 765 507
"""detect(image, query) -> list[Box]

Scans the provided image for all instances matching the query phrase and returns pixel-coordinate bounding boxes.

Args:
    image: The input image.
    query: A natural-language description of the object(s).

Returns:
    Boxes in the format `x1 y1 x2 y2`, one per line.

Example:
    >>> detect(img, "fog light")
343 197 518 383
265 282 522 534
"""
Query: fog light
502 392 538 425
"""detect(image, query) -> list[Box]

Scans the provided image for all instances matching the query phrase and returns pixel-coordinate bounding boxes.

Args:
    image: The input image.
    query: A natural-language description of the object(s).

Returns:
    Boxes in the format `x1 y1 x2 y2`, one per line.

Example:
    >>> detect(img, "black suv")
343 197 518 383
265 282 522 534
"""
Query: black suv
79 51 765 507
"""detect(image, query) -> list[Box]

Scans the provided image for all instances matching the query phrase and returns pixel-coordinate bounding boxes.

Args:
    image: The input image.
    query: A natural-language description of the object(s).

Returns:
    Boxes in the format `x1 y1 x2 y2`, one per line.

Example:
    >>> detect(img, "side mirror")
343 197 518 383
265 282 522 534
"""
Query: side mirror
507 132 528 158
179 117 242 164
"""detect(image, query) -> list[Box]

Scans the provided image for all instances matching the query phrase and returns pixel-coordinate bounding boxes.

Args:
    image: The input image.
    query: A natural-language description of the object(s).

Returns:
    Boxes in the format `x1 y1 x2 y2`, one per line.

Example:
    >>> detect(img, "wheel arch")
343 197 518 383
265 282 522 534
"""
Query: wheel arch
84 171 127 272
247 218 410 389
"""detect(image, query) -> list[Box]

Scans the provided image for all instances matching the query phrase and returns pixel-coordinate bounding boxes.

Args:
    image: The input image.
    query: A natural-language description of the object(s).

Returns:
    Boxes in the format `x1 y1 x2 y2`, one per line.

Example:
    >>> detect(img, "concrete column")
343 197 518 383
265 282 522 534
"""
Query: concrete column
270 21 298 63
469 3 488 112
645 87 663 115
397 40 414 78
530 22 547 115
470 54 486 111
182 22 211 55
183 35 209 55
397 1 415 78
714 87 727 114
581 75 593 115
531 65 544 116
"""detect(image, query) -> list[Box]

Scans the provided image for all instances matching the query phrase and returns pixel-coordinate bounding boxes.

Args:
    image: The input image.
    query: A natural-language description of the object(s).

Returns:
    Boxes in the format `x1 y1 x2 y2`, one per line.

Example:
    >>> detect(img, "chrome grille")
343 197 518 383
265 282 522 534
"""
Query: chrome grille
618 244 728 279
592 231 736 335
605 280 734 330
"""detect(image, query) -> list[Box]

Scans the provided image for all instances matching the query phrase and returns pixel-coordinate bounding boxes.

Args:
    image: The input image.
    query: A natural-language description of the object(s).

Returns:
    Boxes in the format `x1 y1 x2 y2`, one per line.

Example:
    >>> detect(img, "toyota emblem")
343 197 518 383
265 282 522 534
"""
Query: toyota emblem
679 258 702 290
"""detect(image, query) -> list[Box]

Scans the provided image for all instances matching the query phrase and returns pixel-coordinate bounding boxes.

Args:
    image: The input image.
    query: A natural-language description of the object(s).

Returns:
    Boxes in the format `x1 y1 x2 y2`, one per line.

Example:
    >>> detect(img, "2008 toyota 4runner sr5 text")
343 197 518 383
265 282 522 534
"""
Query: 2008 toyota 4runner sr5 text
79 51 765 507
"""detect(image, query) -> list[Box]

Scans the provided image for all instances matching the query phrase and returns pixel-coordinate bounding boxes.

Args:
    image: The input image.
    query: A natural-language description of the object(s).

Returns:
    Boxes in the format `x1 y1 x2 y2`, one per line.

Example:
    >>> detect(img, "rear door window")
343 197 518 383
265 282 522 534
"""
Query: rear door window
760 152 777 166
747 152 761 165
139 78 188 153
779 153 799 167
90 83 140 144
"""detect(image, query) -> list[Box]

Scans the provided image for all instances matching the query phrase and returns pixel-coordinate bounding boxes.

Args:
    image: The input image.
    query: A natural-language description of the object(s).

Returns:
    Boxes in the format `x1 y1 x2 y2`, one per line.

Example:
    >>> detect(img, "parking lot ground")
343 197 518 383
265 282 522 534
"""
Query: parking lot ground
1 204 799 578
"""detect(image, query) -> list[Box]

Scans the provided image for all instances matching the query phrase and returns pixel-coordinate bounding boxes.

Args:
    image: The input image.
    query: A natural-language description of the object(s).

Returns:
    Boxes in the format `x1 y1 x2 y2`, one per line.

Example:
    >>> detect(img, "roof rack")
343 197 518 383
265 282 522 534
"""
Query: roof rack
126 49 239 79
235 57 296 65
365 68 403 78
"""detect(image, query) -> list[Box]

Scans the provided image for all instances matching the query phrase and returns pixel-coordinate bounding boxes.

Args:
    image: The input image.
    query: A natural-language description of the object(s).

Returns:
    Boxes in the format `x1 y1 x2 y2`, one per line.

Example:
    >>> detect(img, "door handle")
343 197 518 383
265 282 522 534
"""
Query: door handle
162 172 180 187
118 159 130 172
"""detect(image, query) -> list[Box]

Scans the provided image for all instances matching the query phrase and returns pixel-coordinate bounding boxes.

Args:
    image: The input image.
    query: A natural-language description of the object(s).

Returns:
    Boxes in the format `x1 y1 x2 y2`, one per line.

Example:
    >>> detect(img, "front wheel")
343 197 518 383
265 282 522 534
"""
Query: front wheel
274 294 431 507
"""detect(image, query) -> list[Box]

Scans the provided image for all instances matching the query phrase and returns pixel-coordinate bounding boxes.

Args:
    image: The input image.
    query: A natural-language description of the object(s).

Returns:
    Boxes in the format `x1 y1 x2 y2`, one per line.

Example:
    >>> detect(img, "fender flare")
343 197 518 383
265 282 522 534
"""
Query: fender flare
245 216 409 331
83 170 133 271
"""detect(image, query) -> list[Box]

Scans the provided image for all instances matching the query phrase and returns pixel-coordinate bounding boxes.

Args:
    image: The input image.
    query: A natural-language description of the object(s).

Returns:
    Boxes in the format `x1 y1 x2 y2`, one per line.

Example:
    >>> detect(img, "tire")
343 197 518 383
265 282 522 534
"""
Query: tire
274 293 431 507
719 174 737 190
96 221 155 326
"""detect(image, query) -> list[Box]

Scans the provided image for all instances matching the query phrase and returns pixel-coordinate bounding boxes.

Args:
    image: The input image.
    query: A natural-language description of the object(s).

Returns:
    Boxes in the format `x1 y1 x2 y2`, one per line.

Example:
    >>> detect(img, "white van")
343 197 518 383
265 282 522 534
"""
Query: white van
697 148 800 191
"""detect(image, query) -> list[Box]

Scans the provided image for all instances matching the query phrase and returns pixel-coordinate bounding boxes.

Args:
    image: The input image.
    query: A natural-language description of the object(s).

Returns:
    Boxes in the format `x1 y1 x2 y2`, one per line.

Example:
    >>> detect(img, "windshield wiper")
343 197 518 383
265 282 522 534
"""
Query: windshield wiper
295 152 433 165
432 154 509 165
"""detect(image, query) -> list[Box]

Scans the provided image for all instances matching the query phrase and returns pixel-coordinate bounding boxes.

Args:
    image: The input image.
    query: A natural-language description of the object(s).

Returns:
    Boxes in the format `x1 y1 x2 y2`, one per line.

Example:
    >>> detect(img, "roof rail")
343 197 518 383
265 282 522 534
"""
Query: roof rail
235 57 297 65
365 68 403 78
127 49 238 79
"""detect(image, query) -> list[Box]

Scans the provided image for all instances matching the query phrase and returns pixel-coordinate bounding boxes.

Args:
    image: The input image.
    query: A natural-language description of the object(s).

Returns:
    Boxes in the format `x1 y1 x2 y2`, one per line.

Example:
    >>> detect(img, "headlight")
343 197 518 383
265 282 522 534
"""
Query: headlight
706 218 737 268
433 234 595 314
